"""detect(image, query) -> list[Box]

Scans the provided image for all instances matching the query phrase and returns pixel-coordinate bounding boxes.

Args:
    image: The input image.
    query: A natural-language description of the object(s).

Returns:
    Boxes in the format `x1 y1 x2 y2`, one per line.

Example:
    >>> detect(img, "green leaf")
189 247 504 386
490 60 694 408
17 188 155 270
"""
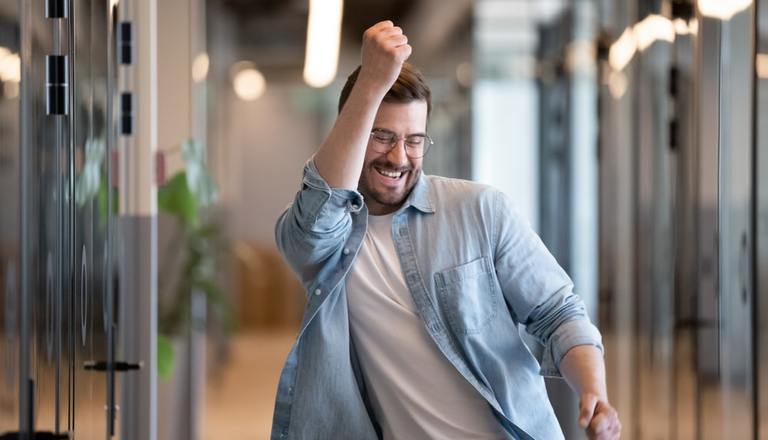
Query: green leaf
180 139 219 208
181 138 205 163
157 333 175 379
76 138 107 207
158 172 199 228
98 174 118 225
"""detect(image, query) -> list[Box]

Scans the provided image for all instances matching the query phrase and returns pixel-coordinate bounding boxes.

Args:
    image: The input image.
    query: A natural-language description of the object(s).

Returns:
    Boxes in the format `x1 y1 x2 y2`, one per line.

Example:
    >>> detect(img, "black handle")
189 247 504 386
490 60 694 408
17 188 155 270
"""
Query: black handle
118 21 133 65
45 0 69 18
83 360 143 372
0 432 70 439
45 55 69 116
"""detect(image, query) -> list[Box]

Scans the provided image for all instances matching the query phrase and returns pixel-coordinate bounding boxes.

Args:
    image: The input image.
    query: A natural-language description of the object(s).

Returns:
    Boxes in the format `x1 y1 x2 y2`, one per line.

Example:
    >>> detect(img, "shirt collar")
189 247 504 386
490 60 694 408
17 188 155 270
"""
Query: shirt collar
398 172 435 214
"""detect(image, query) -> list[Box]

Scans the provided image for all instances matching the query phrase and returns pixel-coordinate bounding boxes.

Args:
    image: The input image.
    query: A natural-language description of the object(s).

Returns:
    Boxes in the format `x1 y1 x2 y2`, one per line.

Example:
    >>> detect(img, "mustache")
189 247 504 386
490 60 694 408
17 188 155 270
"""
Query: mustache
371 161 413 173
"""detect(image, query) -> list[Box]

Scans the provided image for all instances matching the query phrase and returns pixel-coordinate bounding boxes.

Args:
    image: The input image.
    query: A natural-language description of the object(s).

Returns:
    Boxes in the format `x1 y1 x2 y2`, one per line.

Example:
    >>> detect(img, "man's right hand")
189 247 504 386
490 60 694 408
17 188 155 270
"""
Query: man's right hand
312 20 410 190
359 21 412 94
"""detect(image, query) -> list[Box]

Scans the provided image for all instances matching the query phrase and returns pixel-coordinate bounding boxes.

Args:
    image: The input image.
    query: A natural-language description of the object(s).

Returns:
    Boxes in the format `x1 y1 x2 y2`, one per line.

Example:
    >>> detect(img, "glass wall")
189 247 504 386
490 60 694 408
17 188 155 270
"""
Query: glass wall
0 0 122 438
598 1 759 438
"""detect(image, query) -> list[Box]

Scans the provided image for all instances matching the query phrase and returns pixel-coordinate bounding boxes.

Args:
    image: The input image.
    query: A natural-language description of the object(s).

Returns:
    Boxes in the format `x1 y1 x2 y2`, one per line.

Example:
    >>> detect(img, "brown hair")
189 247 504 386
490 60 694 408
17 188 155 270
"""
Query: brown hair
338 62 432 115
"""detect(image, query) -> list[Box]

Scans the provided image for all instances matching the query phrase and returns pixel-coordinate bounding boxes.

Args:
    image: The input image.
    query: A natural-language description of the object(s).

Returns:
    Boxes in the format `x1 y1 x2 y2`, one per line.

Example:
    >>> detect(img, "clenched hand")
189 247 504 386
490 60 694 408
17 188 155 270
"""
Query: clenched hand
359 21 412 94
579 392 621 439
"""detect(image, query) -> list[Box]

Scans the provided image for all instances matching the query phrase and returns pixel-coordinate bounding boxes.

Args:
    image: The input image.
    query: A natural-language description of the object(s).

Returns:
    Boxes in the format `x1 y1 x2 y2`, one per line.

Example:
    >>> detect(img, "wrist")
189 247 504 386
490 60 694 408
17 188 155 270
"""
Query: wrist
340 79 387 118
580 388 608 402
355 69 393 97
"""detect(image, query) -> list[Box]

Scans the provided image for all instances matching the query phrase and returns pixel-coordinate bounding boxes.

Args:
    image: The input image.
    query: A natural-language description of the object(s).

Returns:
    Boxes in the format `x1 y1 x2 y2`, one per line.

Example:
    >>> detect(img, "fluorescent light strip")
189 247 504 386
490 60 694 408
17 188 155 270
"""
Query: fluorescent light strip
698 0 753 20
757 54 768 79
634 15 675 51
303 0 344 88
609 27 637 71
609 14 688 72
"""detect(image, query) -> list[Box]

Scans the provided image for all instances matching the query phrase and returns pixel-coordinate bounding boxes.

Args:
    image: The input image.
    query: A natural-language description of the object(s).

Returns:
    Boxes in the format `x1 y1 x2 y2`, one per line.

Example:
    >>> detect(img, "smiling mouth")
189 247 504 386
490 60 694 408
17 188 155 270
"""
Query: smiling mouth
375 166 407 180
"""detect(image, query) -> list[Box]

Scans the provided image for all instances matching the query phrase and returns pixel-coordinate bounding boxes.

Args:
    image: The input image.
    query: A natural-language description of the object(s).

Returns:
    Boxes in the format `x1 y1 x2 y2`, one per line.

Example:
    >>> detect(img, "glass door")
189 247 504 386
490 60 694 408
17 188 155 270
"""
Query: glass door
23 0 72 435
70 0 118 438
0 0 21 435
0 0 122 438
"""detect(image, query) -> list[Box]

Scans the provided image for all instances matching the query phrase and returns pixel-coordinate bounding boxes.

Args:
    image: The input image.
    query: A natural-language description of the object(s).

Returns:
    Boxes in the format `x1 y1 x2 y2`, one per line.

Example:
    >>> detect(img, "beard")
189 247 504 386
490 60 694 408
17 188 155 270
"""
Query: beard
358 159 421 214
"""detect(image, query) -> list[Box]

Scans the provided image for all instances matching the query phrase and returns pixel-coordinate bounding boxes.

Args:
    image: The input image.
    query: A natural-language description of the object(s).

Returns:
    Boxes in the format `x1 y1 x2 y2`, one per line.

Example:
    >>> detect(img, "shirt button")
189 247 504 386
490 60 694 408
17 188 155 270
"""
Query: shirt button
314 288 322 296
343 248 350 255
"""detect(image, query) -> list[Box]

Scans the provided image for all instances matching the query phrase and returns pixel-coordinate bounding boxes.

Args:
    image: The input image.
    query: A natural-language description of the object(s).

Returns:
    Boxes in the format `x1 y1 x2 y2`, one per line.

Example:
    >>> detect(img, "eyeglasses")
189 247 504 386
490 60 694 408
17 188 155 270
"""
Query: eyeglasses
369 128 434 159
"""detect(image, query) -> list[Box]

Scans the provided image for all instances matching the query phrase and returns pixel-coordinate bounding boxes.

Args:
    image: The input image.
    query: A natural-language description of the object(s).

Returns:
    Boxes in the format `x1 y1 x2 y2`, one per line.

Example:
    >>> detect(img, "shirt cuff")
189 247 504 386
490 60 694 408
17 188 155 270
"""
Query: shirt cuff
298 158 364 229
539 319 604 378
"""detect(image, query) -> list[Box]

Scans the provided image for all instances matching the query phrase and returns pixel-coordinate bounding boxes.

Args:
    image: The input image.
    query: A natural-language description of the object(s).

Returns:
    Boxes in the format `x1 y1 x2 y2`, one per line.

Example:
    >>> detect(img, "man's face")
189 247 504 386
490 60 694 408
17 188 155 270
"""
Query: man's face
359 100 428 215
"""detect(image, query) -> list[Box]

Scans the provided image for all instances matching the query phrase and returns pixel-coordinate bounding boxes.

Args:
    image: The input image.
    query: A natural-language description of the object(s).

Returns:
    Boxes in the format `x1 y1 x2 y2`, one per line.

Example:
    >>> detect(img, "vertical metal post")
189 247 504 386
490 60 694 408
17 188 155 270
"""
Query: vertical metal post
118 0 158 439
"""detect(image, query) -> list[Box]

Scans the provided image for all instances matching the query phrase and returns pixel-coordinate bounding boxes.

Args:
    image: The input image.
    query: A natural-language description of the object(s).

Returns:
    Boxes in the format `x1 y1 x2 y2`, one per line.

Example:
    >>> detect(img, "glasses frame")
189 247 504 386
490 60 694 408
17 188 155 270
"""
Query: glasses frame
368 128 434 159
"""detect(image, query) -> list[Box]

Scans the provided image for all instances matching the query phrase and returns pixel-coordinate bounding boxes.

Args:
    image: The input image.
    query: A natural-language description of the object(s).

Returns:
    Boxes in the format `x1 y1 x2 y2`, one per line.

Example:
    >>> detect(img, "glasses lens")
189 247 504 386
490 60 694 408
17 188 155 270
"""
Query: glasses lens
406 135 431 158
370 130 432 158
371 130 394 142
371 130 395 152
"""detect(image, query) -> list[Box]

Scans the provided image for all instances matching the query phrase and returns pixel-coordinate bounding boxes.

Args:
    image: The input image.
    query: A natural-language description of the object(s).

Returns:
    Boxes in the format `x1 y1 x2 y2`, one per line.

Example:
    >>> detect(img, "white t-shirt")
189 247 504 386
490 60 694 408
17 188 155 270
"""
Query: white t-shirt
346 213 511 440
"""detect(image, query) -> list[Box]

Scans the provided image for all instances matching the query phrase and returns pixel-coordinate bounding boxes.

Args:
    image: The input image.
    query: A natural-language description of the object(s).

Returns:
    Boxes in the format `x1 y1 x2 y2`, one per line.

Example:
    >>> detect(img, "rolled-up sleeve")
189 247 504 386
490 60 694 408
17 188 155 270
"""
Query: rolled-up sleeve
295 159 364 231
275 158 363 285
491 190 603 377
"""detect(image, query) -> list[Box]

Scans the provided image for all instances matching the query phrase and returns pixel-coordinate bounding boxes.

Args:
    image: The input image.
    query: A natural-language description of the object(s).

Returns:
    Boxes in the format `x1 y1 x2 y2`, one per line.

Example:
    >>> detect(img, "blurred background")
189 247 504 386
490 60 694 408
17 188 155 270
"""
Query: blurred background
202 1 592 437
0 0 767 439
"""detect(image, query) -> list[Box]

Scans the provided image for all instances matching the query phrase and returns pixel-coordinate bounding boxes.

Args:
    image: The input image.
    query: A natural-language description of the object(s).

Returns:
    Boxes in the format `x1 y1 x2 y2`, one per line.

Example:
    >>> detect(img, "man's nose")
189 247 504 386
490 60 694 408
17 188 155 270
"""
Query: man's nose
386 139 409 166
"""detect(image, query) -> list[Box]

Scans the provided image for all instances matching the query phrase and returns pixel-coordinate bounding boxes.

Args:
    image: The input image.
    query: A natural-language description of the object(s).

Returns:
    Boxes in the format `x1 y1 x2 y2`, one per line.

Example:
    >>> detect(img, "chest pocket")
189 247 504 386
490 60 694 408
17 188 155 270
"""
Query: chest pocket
434 256 500 335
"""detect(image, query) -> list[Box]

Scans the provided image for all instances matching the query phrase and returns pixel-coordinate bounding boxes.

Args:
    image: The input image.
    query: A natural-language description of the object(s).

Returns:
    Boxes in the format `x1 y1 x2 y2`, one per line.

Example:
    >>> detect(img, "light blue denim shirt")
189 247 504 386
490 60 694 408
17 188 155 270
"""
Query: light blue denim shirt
271 159 603 440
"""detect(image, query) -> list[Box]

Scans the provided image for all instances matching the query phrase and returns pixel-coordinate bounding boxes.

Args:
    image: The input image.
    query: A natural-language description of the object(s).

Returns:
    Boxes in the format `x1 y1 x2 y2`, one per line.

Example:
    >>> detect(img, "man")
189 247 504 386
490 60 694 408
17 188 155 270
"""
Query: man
272 21 621 440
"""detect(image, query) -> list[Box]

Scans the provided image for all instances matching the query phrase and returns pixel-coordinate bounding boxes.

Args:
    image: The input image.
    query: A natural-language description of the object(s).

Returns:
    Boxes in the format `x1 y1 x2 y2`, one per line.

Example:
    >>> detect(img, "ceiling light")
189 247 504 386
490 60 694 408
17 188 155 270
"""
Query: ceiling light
757 54 768 79
192 53 209 83
698 0 753 20
609 27 637 71
233 67 266 101
673 18 698 35
634 15 675 51
303 0 343 88
609 15 679 72
0 53 21 83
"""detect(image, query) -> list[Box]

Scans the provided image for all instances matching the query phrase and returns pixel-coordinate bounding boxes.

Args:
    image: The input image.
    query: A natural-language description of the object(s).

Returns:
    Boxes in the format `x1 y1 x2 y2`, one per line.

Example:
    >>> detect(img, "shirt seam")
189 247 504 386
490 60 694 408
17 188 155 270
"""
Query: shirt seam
492 190 501 260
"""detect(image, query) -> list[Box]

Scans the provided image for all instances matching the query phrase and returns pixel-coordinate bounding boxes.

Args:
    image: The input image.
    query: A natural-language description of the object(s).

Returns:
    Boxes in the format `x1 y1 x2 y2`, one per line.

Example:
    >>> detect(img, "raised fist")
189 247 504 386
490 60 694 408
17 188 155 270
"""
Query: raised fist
359 20 412 93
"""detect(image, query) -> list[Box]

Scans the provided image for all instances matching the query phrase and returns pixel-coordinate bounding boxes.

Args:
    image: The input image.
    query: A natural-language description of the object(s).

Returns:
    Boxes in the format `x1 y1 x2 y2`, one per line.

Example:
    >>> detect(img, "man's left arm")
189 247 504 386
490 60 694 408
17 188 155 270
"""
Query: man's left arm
559 345 621 439
490 190 620 439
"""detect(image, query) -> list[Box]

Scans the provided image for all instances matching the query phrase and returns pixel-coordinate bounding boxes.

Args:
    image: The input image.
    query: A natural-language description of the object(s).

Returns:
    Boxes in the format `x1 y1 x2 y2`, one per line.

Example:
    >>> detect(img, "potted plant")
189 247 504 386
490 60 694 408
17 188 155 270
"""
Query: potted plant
156 138 233 440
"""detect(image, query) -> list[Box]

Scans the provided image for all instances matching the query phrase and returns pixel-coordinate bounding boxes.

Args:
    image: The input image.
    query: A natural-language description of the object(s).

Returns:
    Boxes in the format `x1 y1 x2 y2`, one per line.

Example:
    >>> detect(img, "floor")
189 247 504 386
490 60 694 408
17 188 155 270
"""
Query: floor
202 330 755 440
203 330 296 440
15 329 757 439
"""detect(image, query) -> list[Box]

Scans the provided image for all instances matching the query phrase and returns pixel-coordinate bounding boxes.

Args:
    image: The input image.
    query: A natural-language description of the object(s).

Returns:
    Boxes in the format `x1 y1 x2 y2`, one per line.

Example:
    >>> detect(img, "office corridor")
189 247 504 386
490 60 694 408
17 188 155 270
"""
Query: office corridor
2 0 768 439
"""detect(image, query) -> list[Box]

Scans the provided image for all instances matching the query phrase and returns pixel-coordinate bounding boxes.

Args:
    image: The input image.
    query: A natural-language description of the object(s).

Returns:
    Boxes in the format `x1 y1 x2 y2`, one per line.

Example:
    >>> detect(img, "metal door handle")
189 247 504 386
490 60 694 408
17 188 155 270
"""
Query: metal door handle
83 360 143 372
0 432 70 439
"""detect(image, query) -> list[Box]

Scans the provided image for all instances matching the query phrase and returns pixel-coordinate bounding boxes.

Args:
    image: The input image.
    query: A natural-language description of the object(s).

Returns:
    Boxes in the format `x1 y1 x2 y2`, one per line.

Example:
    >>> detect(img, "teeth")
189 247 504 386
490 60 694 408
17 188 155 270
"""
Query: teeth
377 168 402 178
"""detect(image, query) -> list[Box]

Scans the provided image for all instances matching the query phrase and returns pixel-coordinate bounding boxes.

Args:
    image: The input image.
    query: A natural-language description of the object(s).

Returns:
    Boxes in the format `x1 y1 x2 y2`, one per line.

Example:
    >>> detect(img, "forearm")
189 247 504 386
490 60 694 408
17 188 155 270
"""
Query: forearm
314 21 411 190
558 344 608 399
313 79 386 190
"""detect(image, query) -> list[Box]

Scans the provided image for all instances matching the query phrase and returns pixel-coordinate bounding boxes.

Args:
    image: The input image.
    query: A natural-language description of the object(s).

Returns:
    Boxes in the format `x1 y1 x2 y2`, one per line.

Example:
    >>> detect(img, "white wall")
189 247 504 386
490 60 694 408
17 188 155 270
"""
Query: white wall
472 80 539 230
221 83 326 246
